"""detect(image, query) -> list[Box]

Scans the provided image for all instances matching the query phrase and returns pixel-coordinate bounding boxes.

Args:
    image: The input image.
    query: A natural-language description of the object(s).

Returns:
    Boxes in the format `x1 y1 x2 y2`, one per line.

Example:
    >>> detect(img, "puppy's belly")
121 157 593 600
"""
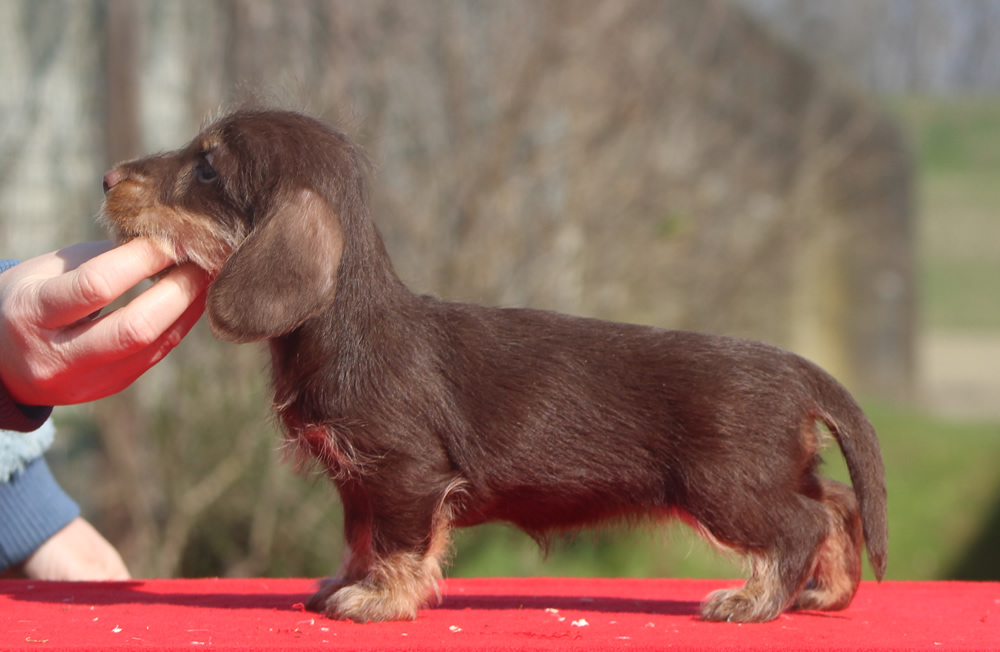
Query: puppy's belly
454 481 671 533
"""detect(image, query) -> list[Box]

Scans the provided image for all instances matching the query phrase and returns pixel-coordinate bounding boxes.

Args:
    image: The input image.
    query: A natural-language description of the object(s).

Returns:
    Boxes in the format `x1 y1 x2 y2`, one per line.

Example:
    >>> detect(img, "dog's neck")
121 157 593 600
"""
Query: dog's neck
267 216 423 428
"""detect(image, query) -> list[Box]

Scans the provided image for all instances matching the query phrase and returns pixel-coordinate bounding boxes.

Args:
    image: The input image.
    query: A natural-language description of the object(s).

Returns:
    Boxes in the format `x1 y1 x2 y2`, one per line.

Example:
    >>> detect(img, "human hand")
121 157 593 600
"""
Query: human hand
0 239 210 406
18 517 131 581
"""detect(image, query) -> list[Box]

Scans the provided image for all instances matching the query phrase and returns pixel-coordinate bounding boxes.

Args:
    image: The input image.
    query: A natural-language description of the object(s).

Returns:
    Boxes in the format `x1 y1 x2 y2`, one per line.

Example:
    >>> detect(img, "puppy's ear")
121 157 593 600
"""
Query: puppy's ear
206 188 344 342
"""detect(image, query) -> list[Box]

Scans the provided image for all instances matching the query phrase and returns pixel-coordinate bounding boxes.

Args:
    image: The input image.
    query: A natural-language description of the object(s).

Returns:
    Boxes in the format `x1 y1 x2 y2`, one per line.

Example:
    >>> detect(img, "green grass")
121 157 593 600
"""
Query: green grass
889 99 1000 330
451 522 740 581
899 98 1000 173
919 167 1000 330
861 403 1000 580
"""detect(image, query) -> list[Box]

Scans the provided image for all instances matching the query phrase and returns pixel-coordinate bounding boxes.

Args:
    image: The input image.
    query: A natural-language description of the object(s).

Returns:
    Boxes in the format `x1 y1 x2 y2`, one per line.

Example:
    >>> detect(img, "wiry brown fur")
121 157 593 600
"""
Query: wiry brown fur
101 108 888 624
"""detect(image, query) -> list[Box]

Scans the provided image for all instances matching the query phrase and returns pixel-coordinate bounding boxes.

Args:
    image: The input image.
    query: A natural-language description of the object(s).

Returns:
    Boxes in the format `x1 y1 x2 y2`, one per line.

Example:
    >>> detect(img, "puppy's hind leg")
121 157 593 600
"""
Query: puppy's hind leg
701 549 791 623
794 478 863 612
698 495 827 623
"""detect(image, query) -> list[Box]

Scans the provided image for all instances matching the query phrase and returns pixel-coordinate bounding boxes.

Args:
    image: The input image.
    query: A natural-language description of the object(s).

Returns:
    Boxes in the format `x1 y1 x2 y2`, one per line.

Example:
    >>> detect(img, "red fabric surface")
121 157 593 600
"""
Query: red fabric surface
1 578 997 651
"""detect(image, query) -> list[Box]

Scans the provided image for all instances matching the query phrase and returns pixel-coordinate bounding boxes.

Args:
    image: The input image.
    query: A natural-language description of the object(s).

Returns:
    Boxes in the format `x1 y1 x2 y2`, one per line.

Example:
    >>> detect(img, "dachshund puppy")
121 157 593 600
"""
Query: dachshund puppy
101 108 887 624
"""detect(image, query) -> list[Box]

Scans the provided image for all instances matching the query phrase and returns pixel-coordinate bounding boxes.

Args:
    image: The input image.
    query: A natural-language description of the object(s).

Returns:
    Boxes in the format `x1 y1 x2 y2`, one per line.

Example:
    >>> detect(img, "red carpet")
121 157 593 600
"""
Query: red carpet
1 578 997 650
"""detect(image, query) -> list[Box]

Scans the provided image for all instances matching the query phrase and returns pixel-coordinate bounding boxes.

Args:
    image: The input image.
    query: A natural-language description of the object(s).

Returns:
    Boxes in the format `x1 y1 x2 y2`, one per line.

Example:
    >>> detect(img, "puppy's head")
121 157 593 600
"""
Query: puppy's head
102 109 361 343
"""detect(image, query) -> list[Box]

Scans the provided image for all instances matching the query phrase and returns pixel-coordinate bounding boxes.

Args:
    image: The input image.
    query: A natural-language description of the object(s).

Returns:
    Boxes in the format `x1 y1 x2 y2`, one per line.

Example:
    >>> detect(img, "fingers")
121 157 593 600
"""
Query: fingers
93 262 209 353
70 285 208 402
0 240 210 406
34 239 180 328
60 262 210 366
32 268 208 405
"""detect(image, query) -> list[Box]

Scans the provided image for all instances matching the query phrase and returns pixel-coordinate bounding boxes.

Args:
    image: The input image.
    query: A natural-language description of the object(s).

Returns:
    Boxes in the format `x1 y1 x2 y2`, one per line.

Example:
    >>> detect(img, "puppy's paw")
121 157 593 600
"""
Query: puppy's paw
305 577 346 614
310 581 422 622
700 587 783 623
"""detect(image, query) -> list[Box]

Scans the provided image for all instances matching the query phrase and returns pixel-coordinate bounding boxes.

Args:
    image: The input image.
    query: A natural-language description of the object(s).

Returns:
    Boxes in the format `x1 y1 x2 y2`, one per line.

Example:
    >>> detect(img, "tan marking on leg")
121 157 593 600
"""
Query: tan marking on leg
795 479 863 611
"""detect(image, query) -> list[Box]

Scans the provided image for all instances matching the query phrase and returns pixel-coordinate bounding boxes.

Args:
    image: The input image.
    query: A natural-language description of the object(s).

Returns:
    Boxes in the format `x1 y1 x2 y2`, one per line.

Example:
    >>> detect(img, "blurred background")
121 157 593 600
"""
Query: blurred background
0 0 998 582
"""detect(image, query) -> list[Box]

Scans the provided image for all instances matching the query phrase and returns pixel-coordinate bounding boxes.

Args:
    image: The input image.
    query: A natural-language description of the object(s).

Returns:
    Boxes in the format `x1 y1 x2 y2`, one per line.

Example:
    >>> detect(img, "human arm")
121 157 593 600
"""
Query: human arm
0 238 209 579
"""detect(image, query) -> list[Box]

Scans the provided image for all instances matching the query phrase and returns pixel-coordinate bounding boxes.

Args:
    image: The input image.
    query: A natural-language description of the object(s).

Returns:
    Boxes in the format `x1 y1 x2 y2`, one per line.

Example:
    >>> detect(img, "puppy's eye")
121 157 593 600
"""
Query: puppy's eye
195 154 218 184
196 162 218 184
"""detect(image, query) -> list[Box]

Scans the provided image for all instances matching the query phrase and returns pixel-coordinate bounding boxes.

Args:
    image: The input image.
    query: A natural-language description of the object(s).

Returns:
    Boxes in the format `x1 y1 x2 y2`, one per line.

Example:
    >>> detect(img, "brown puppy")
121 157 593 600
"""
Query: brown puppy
101 108 887 624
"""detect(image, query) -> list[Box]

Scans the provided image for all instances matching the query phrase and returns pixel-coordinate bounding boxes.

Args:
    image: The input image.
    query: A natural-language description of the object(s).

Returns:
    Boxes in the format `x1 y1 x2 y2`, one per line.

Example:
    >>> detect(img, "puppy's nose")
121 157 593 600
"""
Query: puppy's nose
103 169 124 194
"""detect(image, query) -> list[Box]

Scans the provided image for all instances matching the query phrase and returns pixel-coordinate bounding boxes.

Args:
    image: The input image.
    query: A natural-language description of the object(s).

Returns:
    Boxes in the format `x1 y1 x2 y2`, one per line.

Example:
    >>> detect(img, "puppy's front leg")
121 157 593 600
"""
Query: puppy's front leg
307 490 451 622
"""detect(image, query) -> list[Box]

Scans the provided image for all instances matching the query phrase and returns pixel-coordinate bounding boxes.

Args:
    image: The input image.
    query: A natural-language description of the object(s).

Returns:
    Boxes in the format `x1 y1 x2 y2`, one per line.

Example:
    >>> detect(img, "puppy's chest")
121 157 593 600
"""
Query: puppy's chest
278 405 374 480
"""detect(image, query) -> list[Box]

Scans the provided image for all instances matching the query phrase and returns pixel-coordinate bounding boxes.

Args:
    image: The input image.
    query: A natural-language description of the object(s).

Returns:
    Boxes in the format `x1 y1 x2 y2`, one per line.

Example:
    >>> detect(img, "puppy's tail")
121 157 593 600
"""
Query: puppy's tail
810 367 888 581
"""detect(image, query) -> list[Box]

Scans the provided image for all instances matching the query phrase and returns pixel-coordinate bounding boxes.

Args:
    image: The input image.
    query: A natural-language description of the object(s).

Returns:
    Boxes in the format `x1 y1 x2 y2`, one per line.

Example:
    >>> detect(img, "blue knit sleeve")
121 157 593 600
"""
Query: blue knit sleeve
0 456 80 569
0 258 78 571
0 259 55 432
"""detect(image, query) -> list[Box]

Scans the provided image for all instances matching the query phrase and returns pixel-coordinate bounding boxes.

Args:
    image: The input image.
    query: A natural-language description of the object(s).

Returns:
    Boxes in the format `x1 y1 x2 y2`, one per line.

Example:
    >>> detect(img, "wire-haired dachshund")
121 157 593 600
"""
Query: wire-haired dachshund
101 108 887 624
